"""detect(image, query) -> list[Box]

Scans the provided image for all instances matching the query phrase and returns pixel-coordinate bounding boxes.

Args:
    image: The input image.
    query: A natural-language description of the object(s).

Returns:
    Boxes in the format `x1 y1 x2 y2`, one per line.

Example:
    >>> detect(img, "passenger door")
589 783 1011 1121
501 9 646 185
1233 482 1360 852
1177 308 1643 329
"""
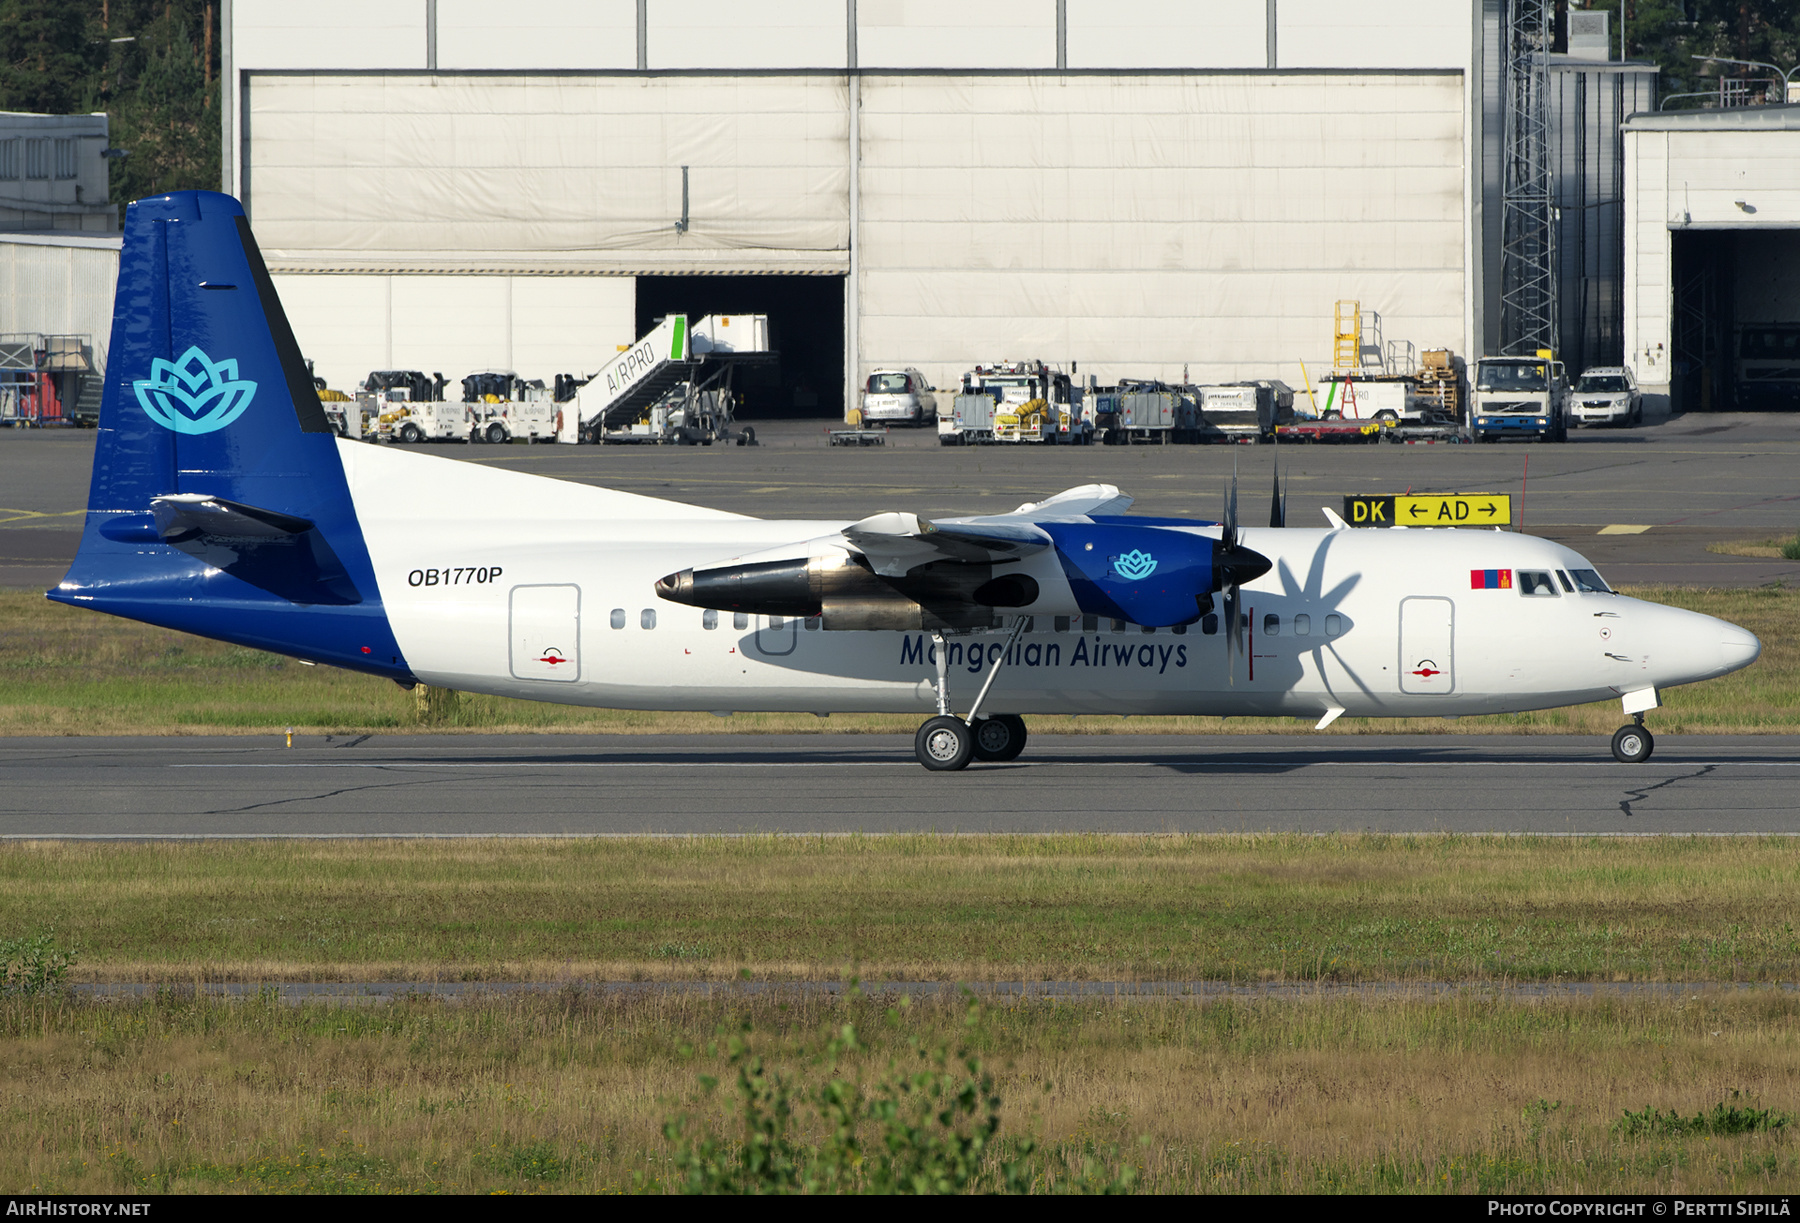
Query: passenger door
1398 597 1454 694
510 584 581 682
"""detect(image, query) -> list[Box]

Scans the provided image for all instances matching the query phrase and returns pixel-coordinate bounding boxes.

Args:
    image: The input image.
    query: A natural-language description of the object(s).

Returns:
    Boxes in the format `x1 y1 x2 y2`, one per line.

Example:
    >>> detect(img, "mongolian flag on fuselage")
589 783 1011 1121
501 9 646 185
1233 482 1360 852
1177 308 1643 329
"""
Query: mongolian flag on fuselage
1470 569 1514 590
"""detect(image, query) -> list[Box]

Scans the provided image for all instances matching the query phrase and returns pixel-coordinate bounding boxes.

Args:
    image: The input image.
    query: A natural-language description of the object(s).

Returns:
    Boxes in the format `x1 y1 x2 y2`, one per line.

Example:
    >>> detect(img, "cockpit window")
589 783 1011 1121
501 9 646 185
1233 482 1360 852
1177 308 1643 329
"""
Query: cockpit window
1555 570 1574 593
1568 568 1611 594
1517 570 1559 597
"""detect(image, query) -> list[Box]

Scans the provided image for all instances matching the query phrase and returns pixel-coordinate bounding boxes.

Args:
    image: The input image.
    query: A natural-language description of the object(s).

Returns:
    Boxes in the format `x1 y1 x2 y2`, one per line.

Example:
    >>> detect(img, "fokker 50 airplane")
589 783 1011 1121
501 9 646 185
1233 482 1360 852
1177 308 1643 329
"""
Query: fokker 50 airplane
52 192 1763 770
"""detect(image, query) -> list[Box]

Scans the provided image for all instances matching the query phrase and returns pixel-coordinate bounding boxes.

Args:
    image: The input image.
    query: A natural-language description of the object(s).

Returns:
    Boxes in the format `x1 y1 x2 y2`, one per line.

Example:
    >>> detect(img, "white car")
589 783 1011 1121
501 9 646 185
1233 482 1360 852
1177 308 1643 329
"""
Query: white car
860 369 937 426
1572 367 1642 427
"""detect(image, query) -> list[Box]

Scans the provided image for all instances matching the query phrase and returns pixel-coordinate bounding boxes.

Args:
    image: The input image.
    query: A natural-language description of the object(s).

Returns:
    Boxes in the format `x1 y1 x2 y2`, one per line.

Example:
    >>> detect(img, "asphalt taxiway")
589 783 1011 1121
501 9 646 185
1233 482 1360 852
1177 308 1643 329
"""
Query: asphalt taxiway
4 734 1797 837
9 411 1800 590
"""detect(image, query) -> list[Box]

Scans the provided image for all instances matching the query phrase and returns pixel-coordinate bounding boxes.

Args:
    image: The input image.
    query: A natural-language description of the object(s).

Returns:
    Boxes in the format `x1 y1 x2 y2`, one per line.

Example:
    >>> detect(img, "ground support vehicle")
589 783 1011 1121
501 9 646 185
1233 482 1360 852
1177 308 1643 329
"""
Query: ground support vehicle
319 389 374 440
375 397 469 444
1571 366 1642 427
860 369 937 426
1470 356 1569 443
1194 381 1294 442
1082 381 1195 445
462 372 556 444
469 399 557 444
829 426 888 446
1272 419 1390 443
592 362 745 446
1736 324 1800 409
1309 375 1421 423
939 361 1088 445
558 314 771 445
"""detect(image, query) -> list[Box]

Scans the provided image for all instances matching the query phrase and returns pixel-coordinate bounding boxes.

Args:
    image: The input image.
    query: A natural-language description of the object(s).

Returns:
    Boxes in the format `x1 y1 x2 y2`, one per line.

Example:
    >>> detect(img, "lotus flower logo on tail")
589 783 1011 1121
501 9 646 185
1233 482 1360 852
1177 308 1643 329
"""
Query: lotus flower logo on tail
1111 549 1158 581
134 346 257 435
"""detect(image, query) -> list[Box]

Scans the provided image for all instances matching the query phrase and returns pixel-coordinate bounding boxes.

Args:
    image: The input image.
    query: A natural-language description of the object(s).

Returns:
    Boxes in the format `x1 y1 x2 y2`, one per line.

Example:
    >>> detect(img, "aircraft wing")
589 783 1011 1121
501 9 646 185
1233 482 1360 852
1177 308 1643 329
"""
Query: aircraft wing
843 511 1050 576
1002 483 1134 519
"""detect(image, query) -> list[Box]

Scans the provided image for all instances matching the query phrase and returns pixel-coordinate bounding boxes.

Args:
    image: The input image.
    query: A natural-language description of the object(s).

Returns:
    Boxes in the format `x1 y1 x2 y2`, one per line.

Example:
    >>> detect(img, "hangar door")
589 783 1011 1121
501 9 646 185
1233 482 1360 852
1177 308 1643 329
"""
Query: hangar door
1672 228 1800 412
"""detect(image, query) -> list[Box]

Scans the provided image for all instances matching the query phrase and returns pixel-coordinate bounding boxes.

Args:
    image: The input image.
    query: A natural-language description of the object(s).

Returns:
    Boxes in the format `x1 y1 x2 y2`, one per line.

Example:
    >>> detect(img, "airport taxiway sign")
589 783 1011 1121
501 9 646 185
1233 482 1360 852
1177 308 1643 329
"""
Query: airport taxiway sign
1343 494 1512 527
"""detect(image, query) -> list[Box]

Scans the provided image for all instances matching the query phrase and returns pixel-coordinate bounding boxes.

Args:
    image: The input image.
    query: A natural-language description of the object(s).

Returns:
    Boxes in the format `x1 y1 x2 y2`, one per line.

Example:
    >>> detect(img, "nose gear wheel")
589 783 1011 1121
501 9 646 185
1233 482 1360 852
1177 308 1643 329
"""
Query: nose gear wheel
1610 724 1654 763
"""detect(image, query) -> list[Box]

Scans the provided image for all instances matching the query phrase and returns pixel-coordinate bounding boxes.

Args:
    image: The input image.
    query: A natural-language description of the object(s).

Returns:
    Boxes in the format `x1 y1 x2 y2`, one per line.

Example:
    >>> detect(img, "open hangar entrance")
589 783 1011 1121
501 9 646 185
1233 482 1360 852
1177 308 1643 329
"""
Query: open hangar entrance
635 274 845 421
1671 228 1800 412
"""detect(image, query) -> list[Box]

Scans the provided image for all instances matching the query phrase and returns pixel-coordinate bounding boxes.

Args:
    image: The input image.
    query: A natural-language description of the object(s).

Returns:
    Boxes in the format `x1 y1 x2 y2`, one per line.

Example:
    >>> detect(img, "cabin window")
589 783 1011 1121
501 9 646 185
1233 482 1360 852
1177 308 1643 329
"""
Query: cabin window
610 608 625 629
1325 613 1342 636
805 616 821 630
734 612 750 629
641 609 657 629
1141 624 1155 634
1054 615 1070 633
1082 615 1098 632
1293 613 1311 637
1201 614 1219 636
703 609 717 630
1110 619 1126 633
1517 571 1559 597
1172 623 1187 635
1263 614 1280 637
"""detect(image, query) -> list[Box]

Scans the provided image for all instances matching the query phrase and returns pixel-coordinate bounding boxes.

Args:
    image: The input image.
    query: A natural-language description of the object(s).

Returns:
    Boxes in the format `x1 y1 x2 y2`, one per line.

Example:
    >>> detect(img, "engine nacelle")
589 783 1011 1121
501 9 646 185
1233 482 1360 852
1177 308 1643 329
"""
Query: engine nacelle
656 550 1036 632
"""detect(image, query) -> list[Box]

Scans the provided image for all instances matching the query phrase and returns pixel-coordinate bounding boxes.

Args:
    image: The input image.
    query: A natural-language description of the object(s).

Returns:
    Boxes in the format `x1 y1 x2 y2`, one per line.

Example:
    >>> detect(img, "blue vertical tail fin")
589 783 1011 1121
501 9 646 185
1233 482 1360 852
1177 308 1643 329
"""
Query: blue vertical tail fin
53 191 410 680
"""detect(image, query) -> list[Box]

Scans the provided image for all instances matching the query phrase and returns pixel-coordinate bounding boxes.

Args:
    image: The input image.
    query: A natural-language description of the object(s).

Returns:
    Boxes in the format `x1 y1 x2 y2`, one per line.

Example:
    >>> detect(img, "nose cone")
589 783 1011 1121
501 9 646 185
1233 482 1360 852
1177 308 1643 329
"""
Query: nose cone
1644 604 1762 686
1720 623 1762 674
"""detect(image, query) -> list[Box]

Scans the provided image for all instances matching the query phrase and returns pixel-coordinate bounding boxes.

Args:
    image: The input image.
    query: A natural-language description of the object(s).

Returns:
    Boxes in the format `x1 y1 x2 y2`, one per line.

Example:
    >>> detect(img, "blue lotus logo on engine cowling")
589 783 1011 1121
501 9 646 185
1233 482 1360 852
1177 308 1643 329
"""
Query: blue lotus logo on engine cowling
134 346 257 435
1110 549 1158 581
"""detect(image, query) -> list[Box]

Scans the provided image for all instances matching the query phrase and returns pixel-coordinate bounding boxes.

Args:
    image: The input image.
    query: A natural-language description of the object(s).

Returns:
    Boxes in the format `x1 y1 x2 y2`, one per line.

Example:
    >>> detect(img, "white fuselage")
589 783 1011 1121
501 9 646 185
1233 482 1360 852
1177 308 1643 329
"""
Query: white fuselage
342 442 1758 720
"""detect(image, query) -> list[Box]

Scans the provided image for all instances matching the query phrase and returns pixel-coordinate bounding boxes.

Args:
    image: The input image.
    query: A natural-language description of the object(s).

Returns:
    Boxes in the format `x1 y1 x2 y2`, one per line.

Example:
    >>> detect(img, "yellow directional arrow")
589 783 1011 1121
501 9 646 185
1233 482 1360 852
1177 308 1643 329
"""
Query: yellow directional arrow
1395 495 1511 526
1342 495 1511 527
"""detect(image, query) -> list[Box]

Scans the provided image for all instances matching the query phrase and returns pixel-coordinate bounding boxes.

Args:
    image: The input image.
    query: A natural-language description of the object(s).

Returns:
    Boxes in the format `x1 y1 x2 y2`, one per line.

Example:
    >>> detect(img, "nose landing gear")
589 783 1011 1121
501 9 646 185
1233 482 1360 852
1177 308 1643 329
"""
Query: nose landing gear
1610 714 1654 763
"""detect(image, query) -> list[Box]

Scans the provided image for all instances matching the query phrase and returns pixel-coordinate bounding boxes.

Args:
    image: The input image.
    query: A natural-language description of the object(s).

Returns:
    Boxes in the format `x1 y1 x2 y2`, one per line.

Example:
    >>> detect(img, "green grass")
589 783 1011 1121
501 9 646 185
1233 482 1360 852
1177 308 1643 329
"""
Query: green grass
5 988 1798 1194
5 835 1799 984
2 585 1797 736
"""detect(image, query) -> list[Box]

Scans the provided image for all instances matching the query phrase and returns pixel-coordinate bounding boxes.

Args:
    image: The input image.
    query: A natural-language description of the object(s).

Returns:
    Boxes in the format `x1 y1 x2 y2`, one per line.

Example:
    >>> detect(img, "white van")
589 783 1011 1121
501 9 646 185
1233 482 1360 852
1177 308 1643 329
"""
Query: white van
860 369 937 426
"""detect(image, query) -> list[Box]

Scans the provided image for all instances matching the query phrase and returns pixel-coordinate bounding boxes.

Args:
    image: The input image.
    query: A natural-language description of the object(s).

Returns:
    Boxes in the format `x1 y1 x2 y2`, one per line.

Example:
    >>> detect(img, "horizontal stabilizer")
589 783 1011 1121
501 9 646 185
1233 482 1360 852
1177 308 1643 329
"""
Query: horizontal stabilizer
150 493 313 542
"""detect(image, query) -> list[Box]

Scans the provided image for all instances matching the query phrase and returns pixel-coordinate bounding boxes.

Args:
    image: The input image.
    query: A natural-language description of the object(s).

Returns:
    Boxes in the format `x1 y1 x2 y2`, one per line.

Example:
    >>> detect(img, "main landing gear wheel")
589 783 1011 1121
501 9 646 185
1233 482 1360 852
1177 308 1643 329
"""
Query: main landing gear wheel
915 716 973 771
1611 723 1654 763
971 714 1028 763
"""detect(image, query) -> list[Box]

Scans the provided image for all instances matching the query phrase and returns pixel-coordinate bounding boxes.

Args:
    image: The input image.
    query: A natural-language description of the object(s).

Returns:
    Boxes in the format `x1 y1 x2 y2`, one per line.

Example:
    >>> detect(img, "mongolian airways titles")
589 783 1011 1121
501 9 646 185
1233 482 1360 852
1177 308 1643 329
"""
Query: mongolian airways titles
900 634 1190 675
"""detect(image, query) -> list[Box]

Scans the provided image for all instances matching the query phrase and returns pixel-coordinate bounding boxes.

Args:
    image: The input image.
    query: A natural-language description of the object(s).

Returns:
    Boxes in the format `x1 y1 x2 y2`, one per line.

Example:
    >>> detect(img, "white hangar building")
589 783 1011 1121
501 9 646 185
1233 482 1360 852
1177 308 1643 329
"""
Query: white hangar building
218 1 1676 416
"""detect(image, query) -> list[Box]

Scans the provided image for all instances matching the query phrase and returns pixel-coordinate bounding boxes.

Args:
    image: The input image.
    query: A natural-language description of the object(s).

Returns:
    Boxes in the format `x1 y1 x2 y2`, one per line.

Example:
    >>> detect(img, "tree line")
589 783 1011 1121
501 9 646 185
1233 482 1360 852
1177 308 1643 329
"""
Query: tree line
0 0 218 205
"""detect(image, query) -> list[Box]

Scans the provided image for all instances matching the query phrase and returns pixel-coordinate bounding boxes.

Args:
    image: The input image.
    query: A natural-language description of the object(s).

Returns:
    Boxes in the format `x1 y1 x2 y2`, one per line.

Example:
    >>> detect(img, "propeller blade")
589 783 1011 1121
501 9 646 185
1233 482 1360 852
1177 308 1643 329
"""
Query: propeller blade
1224 585 1242 686
1269 459 1284 528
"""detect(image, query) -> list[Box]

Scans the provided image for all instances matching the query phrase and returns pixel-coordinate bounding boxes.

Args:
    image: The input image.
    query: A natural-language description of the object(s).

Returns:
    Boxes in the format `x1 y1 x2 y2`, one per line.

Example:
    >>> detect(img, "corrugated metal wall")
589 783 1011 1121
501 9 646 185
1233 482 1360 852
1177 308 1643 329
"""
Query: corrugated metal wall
0 239 121 375
1550 62 1657 373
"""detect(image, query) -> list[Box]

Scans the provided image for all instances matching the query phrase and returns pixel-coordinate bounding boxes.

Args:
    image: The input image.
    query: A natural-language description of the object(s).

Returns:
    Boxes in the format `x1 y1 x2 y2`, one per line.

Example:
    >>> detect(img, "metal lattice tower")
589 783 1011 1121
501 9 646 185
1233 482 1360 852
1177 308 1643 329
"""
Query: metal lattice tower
1499 0 1557 357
